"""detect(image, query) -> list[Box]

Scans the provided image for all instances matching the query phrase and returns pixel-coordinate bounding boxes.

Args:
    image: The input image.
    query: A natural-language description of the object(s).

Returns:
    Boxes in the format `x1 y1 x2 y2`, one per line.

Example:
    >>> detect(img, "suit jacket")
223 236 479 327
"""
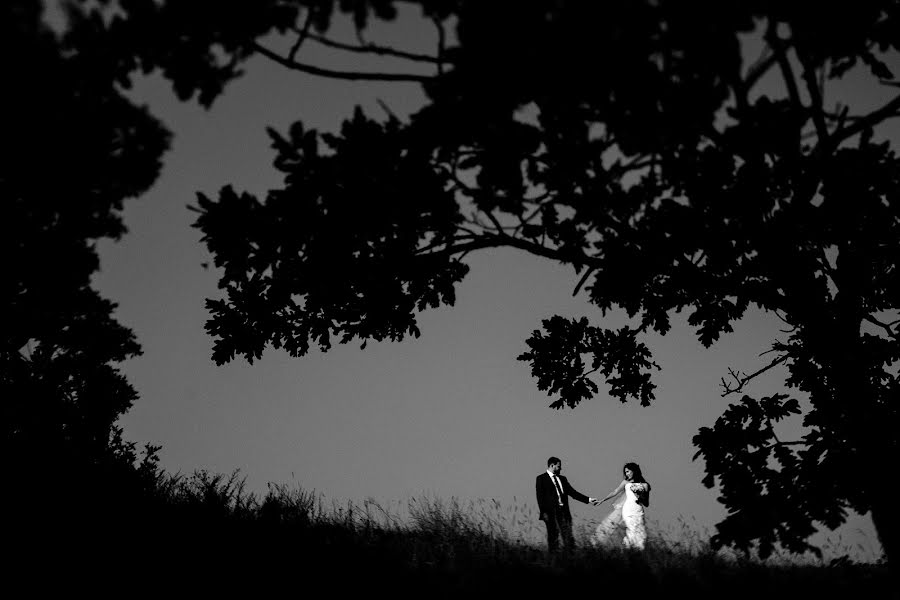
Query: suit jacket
536 472 589 520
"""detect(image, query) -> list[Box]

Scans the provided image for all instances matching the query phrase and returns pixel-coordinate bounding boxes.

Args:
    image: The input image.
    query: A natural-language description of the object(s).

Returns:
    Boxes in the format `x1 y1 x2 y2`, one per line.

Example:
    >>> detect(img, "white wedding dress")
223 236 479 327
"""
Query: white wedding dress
621 482 648 550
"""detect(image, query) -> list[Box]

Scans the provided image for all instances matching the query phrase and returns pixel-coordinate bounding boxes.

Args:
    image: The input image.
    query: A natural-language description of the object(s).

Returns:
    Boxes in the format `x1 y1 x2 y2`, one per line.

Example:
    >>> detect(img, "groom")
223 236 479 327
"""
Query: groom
536 457 597 553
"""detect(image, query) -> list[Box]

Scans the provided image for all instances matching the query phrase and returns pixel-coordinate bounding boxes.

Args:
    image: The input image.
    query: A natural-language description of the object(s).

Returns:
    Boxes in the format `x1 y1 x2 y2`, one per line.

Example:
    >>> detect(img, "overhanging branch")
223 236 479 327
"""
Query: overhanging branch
300 29 445 64
763 440 808 450
412 229 600 268
721 354 790 397
251 41 435 82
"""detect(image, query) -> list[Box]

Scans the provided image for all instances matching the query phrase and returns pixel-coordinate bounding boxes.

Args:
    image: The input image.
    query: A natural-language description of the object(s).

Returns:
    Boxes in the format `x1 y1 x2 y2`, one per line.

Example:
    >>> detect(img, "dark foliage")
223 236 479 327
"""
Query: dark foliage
68 0 900 565
1 1 167 512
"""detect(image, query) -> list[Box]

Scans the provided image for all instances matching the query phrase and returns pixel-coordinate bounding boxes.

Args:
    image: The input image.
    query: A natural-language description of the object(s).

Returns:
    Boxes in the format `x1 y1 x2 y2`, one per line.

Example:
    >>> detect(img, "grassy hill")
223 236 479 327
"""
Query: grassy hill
7 471 888 597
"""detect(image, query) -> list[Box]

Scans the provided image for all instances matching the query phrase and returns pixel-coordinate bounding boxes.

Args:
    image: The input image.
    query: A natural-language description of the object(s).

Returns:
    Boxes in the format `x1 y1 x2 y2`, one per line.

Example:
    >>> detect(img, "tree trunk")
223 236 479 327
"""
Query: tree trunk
829 247 896 571
870 491 897 572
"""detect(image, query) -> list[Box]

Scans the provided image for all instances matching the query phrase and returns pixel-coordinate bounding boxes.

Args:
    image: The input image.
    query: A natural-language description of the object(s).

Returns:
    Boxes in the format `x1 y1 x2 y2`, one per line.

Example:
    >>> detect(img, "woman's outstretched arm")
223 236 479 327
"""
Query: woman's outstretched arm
597 480 626 504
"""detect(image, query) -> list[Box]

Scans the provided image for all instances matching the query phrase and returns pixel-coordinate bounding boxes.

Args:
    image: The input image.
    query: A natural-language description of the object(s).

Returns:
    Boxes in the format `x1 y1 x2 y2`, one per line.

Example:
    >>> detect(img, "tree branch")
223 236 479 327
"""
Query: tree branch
288 10 315 62
720 354 790 397
766 26 804 115
503 234 595 266
251 41 434 83
412 236 502 260
454 223 481 237
415 232 477 254
744 46 778 91
828 92 900 148
864 314 900 339
818 247 837 281
608 155 656 178
582 365 602 379
484 209 507 234
763 440 808 450
513 197 550 234
573 266 596 297
299 29 444 64
732 46 778 115
433 16 446 77
413 229 598 268
795 48 829 144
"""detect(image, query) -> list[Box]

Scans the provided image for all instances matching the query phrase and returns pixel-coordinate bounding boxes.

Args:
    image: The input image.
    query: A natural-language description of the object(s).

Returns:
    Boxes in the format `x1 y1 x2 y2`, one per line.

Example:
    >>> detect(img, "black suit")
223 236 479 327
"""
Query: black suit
536 472 590 552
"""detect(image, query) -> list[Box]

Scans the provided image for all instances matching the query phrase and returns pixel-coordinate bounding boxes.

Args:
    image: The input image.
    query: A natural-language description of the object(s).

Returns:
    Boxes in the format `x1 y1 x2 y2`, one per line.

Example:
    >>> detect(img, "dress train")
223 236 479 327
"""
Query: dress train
591 495 625 547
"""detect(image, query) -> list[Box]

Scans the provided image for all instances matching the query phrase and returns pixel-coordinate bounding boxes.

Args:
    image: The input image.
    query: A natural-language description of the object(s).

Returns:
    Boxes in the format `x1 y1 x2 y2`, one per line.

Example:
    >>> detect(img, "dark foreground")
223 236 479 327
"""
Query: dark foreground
7 473 890 597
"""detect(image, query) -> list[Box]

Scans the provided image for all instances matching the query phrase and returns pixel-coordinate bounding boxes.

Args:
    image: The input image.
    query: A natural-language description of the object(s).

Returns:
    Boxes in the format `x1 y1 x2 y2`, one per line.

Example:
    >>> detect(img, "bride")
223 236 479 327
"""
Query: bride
593 462 651 550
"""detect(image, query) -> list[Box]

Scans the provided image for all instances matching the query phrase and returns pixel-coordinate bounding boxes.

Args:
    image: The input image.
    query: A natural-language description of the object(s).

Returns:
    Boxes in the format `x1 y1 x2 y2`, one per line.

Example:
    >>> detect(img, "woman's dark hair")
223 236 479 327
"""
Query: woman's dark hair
623 462 646 483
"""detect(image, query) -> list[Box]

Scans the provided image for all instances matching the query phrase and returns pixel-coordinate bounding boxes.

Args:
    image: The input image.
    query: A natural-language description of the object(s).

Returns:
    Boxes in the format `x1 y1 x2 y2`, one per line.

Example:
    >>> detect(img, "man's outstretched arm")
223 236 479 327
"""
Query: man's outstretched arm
563 478 595 504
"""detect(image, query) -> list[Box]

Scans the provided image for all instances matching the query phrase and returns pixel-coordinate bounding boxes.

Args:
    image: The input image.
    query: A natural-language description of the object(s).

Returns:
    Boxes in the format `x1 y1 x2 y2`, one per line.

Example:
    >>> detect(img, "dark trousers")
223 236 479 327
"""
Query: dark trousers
544 506 575 553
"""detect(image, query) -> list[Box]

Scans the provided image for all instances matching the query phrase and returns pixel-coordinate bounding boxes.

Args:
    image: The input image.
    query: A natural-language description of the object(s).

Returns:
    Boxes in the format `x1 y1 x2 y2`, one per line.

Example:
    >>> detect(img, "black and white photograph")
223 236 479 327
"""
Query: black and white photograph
5 1 896 595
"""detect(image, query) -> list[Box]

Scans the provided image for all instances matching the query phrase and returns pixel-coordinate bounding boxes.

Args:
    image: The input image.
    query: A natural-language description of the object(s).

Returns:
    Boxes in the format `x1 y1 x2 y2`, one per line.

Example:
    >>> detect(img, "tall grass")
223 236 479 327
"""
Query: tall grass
16 469 887 596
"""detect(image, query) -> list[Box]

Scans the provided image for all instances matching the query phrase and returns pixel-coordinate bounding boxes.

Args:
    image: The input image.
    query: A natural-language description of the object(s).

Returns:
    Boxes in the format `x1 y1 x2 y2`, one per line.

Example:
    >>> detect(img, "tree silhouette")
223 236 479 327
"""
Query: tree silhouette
99 1 899 563
2 1 167 515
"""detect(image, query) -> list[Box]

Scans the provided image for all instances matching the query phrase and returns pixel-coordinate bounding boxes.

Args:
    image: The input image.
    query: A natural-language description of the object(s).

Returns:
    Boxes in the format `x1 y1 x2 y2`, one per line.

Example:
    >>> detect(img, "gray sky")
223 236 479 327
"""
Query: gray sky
83 7 886 561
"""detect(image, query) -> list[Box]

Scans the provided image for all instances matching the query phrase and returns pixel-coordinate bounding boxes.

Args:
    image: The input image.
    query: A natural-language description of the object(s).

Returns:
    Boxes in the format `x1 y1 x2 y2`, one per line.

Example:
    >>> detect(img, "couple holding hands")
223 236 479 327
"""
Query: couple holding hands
536 456 651 553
